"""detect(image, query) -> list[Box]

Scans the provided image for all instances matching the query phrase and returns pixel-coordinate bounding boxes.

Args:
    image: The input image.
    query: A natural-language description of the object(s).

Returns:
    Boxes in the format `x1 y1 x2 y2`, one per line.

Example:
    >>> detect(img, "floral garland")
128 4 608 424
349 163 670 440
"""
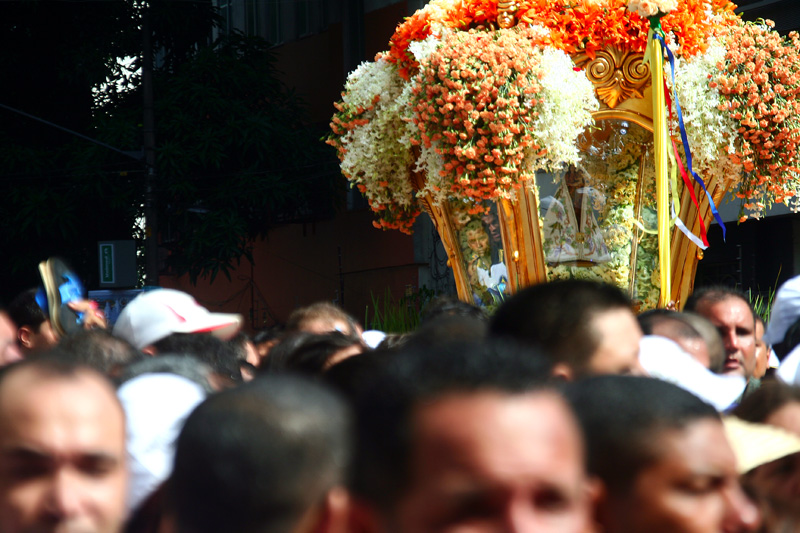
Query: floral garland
407 27 598 207
329 23 598 230
327 59 419 233
712 19 800 219
386 0 737 81
328 0 800 309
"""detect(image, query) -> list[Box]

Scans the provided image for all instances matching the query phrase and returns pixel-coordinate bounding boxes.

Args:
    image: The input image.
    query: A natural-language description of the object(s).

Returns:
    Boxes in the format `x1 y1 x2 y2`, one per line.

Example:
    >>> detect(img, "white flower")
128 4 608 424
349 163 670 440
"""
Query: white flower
338 60 416 213
408 31 446 64
526 48 599 172
666 39 742 188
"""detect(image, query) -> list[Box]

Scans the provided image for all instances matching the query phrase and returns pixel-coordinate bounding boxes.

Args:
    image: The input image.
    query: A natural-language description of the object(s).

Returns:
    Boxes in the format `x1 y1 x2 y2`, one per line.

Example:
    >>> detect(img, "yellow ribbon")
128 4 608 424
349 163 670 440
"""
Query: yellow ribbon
649 30 671 305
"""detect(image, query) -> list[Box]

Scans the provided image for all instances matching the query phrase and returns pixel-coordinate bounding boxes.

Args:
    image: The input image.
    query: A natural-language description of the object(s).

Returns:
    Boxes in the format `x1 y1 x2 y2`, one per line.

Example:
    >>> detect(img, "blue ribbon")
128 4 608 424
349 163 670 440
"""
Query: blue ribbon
654 33 726 241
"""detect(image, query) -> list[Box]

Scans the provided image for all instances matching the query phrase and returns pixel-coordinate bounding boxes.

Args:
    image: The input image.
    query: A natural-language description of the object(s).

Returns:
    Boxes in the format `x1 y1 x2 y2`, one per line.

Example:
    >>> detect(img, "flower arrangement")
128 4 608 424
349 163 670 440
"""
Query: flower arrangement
327 59 419 233
407 27 598 207
666 39 742 189
386 0 737 81
329 22 598 231
711 20 800 219
328 0 800 309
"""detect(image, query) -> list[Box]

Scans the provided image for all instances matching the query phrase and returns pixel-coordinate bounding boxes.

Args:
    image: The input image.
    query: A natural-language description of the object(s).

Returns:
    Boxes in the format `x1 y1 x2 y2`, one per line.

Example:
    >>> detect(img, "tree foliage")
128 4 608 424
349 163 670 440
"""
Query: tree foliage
0 1 339 300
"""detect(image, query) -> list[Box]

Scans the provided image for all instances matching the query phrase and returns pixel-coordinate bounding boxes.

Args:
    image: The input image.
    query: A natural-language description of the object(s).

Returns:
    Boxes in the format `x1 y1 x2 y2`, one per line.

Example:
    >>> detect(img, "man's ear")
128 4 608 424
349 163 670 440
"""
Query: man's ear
551 362 575 381
141 345 157 356
18 325 34 349
590 477 619 533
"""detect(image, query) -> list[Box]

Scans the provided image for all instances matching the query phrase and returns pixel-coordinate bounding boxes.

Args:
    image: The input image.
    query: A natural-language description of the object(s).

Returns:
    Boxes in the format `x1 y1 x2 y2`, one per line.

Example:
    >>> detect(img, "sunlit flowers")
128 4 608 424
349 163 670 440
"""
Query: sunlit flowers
387 0 736 81
407 27 597 205
667 39 741 188
712 20 800 218
327 59 419 233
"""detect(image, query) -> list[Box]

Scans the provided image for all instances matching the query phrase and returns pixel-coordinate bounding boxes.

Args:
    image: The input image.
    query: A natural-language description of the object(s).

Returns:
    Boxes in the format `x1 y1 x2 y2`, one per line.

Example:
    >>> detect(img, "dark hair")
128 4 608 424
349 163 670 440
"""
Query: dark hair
421 295 487 324
0 352 115 395
152 333 242 383
262 331 365 376
684 285 755 324
118 354 216 394
169 375 351 533
252 325 284 346
323 350 392 402
566 376 719 492
733 381 800 423
489 280 634 373
58 329 143 376
7 288 47 332
638 309 694 337
408 314 488 348
637 310 726 372
351 339 553 510
227 332 251 359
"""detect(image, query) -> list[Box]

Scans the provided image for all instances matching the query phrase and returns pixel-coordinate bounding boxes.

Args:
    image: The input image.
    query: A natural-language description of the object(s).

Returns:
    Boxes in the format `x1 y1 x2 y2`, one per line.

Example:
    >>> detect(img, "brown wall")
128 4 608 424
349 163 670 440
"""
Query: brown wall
161 209 418 332
160 2 422 330
272 2 409 124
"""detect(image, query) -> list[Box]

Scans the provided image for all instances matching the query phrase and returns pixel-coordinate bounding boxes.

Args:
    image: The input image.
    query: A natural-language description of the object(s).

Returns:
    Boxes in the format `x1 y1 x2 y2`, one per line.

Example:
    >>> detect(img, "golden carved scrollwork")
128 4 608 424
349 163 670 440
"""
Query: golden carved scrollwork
574 47 650 109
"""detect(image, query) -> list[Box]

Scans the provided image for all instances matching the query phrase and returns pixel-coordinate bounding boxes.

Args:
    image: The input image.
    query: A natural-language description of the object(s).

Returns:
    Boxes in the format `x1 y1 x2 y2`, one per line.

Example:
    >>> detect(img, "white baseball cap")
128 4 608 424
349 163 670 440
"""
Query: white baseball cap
765 275 800 346
118 373 207 512
113 289 242 349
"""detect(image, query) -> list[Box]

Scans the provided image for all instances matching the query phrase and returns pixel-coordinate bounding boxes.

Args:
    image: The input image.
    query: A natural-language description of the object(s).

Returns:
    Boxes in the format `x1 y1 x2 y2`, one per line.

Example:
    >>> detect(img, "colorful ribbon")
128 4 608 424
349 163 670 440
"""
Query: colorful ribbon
654 33 727 241
663 78 709 248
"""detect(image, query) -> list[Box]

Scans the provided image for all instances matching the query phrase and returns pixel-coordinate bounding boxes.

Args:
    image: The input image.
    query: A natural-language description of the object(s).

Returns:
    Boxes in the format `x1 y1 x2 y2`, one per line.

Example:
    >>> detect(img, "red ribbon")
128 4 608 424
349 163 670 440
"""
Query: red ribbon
663 78 709 247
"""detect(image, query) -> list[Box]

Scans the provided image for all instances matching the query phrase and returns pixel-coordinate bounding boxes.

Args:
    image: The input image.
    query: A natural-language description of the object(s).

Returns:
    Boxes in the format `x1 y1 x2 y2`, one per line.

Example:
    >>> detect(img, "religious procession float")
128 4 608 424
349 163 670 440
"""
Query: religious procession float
327 0 800 311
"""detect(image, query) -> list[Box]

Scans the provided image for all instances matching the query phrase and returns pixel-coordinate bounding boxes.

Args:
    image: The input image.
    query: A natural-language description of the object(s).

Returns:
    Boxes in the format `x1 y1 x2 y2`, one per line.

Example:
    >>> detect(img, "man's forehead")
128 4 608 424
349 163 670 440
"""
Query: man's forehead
413 390 580 444
407 391 586 492
699 295 753 319
0 366 122 422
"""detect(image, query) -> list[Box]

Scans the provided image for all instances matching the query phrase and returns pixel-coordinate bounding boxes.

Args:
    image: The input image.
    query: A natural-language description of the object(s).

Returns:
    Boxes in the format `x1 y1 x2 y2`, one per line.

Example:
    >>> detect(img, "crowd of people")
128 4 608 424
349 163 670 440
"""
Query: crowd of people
3 275 800 532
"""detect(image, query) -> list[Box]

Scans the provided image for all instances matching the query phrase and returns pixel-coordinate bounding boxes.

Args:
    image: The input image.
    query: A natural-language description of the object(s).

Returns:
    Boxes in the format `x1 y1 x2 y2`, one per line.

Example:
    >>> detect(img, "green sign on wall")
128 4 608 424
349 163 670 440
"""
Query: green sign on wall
100 243 115 284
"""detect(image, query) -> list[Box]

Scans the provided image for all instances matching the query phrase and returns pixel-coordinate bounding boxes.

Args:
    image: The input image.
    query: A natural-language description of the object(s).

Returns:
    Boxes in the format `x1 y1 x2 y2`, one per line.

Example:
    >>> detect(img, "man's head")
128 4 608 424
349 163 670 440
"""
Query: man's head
7 289 59 355
0 356 128 533
112 289 242 351
490 280 644 379
0 311 22 366
638 310 722 371
58 329 143 377
352 341 595 533
684 286 757 379
263 331 365 376
168 375 352 533
734 381 800 436
567 376 759 533
754 316 770 380
286 302 361 337
151 333 243 388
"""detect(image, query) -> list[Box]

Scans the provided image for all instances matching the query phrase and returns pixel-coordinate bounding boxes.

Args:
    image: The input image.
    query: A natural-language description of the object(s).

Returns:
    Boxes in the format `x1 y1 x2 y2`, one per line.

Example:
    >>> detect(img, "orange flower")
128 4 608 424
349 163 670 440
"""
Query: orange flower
387 0 735 80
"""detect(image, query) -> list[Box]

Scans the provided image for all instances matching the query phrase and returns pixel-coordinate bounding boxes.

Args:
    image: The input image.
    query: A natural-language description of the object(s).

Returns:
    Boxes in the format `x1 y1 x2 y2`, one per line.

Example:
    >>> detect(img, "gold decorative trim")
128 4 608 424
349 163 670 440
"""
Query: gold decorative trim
574 47 651 109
